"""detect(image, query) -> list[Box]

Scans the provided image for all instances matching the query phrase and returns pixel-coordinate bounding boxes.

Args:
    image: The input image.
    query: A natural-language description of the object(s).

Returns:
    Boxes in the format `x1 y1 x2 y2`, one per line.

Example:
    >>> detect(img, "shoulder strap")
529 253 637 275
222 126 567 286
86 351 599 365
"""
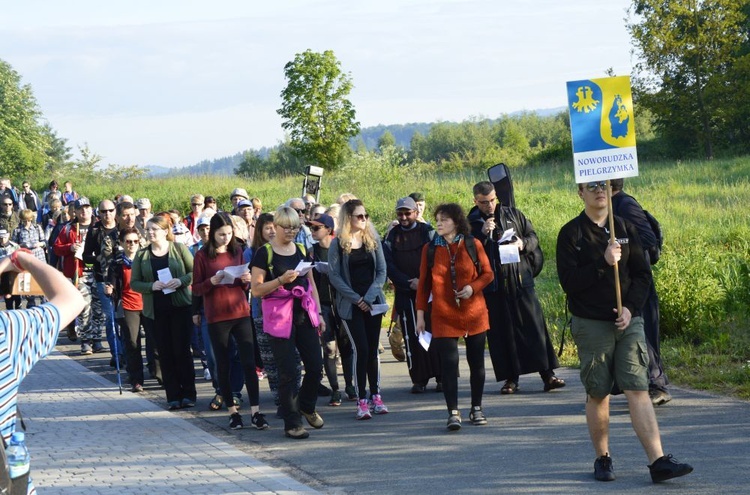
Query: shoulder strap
263 243 274 274
426 238 437 270
464 235 481 275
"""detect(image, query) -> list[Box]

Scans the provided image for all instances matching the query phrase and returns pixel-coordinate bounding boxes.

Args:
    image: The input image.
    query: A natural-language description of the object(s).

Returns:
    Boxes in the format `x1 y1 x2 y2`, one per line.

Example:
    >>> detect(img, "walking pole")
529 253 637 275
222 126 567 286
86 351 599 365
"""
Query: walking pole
108 298 123 394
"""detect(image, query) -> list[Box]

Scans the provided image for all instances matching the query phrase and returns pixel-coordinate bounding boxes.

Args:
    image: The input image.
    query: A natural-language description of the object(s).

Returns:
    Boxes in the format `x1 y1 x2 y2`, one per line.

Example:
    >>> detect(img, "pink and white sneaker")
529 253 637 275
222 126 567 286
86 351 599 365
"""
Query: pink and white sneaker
369 394 389 415
356 399 372 420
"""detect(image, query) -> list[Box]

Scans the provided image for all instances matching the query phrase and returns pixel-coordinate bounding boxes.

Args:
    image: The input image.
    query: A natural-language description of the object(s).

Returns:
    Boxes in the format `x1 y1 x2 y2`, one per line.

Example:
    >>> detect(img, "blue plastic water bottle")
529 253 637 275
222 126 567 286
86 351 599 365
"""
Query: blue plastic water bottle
6 432 30 480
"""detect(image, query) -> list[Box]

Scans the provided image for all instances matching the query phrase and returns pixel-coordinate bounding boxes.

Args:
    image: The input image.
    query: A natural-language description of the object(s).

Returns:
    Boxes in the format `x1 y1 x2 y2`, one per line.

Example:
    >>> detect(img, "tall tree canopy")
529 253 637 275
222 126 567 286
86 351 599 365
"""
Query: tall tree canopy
0 59 48 177
277 49 360 170
628 0 749 158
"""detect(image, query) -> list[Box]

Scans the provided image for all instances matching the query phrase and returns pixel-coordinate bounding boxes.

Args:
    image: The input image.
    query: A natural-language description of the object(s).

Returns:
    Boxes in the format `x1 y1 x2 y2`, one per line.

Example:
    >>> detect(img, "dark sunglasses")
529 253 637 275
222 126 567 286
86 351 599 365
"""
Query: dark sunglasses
191 203 203 207
310 225 329 232
99 208 115 213
354 214 369 221
396 210 413 217
294 208 306 214
585 181 608 192
124 239 139 244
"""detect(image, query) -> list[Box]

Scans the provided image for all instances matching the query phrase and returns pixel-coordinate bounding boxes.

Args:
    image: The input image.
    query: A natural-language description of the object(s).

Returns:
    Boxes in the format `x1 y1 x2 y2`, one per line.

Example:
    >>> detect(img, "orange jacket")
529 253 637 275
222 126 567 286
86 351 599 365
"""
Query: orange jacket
415 237 493 338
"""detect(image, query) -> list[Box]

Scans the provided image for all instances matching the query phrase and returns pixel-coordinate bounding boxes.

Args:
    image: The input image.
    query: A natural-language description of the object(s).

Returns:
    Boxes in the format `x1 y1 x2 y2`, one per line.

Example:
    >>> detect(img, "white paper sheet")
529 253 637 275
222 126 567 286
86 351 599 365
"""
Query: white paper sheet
217 263 249 284
294 261 314 276
498 228 516 244
370 303 389 316
499 244 521 264
157 267 176 294
419 331 432 351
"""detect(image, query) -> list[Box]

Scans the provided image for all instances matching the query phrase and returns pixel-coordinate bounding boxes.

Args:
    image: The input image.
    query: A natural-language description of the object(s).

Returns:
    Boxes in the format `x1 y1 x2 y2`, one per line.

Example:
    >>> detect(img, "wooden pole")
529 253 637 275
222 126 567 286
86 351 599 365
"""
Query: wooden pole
606 179 623 316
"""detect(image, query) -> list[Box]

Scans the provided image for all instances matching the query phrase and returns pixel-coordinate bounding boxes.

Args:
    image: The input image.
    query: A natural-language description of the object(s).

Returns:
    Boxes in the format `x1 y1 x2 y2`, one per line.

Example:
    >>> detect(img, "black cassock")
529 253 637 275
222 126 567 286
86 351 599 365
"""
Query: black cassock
469 205 559 382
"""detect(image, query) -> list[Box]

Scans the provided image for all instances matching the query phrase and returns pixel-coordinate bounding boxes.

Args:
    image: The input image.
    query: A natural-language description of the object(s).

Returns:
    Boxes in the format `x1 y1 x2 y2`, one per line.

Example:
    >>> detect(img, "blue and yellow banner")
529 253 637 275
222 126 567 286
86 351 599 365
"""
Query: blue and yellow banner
566 75 639 182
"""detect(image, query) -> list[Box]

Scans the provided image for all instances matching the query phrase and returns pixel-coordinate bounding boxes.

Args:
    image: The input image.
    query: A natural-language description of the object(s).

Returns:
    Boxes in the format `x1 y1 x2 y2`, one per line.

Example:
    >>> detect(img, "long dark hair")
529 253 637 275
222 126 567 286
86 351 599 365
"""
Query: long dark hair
433 203 470 237
204 212 239 259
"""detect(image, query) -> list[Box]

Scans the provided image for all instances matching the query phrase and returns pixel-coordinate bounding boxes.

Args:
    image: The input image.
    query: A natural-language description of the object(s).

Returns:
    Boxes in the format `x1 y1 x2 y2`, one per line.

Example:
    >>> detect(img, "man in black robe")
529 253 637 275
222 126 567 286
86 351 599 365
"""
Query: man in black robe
468 181 564 394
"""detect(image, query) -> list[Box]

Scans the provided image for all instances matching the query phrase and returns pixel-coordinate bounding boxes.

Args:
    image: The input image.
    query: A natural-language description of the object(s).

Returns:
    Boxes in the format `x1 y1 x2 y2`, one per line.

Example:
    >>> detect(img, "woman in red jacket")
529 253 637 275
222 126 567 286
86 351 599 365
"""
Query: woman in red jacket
192 212 268 431
416 203 494 431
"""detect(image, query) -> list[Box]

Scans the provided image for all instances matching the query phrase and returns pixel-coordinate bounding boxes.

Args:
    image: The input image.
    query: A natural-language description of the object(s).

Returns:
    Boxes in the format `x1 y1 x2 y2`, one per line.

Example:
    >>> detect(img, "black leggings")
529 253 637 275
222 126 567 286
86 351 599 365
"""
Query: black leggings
120 309 144 386
434 332 486 411
342 307 383 399
208 317 259 408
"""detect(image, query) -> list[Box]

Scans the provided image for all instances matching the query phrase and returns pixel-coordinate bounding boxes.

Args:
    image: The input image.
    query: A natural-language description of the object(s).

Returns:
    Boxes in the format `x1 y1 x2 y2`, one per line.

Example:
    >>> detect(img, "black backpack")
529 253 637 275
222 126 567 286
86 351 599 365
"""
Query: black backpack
614 196 663 265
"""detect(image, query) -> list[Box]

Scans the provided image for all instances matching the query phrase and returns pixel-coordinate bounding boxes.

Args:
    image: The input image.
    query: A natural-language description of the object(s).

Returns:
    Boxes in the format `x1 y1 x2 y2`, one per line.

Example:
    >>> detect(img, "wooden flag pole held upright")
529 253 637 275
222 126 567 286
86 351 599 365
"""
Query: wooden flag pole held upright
605 179 623 317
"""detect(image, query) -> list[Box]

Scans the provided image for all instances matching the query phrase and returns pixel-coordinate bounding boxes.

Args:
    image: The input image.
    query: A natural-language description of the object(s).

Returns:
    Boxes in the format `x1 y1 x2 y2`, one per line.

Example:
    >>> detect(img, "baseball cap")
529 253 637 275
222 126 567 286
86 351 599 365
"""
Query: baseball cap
196 216 211 228
74 197 91 209
0 229 9 238
237 199 252 208
395 197 417 211
230 188 249 200
307 213 334 231
136 198 151 209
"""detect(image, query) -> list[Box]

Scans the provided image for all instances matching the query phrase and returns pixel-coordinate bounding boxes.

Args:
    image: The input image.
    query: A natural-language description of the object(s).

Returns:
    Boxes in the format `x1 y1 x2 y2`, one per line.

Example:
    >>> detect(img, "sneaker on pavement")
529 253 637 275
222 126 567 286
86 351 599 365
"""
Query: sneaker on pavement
285 426 309 439
181 398 195 408
168 401 181 411
80 343 93 355
594 453 616 481
251 412 269 430
203 367 212 381
356 399 372 420
345 385 358 401
329 390 342 406
92 341 107 353
369 394 388 415
469 405 487 425
301 410 324 429
411 384 426 394
648 454 693 483
649 388 673 406
131 383 144 393
229 412 243 430
447 410 462 431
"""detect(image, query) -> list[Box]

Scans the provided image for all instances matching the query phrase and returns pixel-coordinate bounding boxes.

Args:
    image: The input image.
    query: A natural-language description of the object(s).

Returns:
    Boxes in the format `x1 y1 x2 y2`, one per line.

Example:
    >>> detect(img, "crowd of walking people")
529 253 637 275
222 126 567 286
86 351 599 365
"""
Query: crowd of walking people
0 175 692 482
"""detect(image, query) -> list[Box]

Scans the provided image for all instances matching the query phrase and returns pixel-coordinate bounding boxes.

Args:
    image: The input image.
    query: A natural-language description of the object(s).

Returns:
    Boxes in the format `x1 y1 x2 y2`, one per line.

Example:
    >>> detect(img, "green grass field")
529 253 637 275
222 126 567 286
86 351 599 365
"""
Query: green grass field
67 155 750 398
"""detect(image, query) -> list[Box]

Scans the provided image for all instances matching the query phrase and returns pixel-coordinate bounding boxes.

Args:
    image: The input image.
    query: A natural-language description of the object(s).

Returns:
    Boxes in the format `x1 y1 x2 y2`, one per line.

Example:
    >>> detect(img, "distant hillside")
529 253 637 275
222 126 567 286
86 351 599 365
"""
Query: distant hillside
170 107 566 175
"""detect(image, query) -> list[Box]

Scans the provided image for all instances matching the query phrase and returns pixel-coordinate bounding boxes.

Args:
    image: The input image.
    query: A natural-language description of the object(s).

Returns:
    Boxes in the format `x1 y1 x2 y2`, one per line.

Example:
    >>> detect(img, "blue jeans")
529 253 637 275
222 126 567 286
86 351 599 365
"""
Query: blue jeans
96 281 120 357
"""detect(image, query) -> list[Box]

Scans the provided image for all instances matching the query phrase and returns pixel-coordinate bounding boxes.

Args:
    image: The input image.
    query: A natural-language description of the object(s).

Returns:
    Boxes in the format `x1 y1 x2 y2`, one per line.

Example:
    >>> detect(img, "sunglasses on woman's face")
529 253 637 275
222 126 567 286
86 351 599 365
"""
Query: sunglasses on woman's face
354 214 369 222
310 225 327 232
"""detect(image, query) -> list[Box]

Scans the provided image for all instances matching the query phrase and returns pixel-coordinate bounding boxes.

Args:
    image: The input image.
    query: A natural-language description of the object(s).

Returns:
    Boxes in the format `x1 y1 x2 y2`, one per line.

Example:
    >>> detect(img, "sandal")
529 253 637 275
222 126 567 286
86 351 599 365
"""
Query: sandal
500 380 519 395
209 394 223 411
233 396 242 410
544 375 566 392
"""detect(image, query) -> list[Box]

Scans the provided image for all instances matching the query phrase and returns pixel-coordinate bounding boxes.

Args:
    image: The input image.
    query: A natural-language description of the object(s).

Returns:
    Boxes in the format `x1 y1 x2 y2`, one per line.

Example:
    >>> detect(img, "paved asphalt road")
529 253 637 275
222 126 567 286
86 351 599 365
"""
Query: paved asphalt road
24 331 750 494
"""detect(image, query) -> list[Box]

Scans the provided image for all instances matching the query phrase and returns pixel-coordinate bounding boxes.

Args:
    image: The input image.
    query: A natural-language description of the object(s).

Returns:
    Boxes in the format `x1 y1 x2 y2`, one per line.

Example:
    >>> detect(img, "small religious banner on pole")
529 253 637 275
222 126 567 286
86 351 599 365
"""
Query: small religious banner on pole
566 75 638 183
566 75 639 316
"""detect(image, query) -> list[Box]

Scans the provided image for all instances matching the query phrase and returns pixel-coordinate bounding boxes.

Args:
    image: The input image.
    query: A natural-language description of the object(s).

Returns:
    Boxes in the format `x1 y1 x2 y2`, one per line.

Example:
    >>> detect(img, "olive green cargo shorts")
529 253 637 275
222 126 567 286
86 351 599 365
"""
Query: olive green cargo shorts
571 316 649 398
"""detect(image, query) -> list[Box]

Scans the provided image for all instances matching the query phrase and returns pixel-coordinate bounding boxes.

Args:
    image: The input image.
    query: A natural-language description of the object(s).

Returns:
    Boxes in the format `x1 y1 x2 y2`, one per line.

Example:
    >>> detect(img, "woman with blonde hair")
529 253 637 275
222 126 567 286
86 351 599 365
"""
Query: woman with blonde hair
329 199 389 420
251 206 325 439
131 214 196 410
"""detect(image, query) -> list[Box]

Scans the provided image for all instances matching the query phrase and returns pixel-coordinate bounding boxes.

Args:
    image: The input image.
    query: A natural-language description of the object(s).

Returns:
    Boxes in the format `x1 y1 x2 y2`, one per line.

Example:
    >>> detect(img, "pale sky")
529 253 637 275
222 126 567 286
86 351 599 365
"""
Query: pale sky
1 0 636 168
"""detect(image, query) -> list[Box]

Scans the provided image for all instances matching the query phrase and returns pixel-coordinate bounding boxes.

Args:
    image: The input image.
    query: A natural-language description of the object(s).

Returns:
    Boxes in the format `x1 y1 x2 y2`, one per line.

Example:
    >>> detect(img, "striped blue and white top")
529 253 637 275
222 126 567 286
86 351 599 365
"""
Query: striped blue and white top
1 302 61 495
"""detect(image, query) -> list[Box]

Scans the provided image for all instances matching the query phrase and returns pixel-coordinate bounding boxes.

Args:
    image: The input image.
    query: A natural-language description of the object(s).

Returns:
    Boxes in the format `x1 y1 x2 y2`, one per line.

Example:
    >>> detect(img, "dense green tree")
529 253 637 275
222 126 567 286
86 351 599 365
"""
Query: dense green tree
41 123 74 178
628 0 748 158
277 50 360 170
234 150 266 177
0 59 48 177
377 130 396 152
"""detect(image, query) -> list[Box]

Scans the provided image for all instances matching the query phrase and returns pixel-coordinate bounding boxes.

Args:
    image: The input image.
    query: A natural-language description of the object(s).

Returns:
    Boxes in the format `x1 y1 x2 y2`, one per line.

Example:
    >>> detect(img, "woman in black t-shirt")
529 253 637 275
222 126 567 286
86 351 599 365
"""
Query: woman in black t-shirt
251 206 325 440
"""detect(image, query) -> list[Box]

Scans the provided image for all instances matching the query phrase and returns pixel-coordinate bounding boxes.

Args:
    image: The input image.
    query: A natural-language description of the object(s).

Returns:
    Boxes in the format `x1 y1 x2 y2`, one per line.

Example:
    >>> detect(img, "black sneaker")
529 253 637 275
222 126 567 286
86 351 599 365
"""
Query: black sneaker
648 454 693 483
469 406 487 426
329 390 342 406
229 412 243 430
344 385 358 401
251 412 269 430
594 453 615 481
447 410 462 431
